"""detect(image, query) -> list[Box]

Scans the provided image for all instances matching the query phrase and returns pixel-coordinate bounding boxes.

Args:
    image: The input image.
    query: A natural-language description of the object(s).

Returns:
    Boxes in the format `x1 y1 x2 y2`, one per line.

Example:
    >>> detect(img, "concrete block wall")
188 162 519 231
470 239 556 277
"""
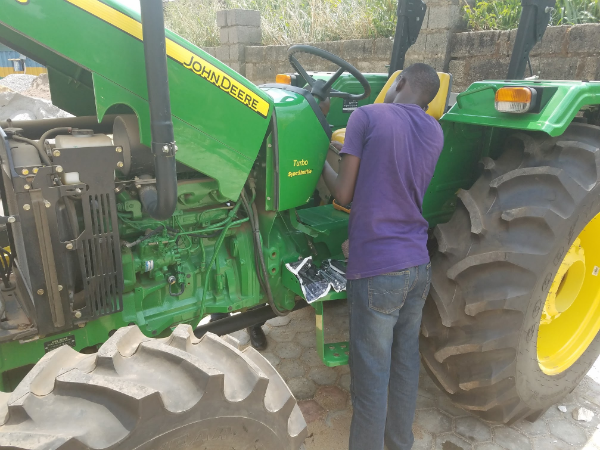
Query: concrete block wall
238 0 463 85
214 9 261 76
404 0 467 72
206 8 600 91
449 24 600 92
245 39 394 86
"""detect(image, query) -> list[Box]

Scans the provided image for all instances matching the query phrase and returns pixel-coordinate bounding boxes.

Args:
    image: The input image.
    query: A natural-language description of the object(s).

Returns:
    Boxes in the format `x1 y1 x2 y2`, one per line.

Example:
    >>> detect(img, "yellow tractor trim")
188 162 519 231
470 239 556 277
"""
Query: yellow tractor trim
538 213 600 375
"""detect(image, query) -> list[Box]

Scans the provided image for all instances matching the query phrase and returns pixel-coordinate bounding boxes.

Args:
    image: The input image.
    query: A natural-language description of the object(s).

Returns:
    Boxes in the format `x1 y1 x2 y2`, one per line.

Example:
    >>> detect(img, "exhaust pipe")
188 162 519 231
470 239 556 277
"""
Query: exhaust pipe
139 0 177 221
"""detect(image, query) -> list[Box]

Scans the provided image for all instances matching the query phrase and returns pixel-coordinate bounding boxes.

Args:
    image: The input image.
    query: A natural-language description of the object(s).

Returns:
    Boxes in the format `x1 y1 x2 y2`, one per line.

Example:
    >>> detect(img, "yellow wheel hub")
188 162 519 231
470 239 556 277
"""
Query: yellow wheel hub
538 213 600 375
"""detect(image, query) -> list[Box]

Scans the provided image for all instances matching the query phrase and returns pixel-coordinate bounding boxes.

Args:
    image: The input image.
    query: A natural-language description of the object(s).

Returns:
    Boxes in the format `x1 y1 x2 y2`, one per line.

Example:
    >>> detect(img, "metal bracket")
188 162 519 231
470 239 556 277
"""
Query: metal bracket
30 189 65 328
0 215 18 225
152 141 178 157
312 301 349 367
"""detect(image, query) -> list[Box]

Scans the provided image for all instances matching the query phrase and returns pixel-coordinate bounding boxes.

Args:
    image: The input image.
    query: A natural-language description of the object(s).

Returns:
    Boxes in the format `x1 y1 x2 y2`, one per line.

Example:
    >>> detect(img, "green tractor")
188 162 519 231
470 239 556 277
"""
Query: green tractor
0 0 597 447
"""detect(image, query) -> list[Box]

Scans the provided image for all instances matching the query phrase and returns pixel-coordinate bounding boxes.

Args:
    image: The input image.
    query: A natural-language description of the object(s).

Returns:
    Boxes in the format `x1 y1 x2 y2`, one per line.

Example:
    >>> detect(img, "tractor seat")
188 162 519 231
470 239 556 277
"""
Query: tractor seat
331 70 452 145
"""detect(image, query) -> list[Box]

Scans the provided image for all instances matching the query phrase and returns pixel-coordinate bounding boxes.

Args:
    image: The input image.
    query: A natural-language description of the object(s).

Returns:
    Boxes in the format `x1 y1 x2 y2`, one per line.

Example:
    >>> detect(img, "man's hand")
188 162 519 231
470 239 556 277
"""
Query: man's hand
322 153 361 205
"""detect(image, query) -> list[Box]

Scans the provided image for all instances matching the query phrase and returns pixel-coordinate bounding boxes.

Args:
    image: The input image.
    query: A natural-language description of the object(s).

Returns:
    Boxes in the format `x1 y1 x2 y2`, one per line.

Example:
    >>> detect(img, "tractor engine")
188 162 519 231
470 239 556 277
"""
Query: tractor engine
0 114 285 343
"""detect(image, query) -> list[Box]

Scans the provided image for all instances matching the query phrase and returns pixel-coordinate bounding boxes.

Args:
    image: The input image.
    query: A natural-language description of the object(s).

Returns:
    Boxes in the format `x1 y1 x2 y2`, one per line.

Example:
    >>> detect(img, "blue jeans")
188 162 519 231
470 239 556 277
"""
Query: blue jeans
347 262 431 450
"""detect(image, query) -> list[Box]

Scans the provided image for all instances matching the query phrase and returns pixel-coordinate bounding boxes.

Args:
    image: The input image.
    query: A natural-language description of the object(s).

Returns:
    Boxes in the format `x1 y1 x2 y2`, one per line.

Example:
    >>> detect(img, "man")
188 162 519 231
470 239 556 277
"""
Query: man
322 63 443 450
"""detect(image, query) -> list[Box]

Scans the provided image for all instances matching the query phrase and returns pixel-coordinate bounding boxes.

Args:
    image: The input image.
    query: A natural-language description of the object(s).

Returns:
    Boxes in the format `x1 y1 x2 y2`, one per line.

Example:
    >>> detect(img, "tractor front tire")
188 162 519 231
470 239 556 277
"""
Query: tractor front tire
0 325 307 449
421 122 600 424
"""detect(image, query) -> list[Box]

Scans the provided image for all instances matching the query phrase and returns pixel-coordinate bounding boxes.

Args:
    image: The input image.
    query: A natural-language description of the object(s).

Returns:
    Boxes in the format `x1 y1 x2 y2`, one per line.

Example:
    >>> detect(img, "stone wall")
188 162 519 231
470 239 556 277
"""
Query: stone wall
207 5 600 91
246 39 394 86
450 24 600 92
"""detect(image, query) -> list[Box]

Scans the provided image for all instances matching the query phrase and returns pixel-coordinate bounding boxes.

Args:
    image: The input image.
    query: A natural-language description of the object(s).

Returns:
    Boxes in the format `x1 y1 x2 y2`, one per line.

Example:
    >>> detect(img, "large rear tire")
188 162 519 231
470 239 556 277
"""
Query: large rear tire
0 325 307 449
421 123 600 424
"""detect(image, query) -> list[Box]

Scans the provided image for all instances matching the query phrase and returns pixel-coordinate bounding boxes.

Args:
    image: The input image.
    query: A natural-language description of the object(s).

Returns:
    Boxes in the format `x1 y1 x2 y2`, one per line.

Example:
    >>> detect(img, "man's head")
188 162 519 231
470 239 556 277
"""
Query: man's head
383 63 440 109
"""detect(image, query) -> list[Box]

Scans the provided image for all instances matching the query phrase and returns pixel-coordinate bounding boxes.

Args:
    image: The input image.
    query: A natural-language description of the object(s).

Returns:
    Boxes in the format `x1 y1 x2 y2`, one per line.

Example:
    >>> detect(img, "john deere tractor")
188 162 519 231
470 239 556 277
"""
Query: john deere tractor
0 0 598 447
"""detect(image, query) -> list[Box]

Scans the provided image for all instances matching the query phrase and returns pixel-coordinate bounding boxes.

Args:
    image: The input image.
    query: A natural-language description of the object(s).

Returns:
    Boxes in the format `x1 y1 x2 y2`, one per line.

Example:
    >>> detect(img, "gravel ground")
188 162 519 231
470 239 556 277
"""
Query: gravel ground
0 74 36 93
21 73 51 100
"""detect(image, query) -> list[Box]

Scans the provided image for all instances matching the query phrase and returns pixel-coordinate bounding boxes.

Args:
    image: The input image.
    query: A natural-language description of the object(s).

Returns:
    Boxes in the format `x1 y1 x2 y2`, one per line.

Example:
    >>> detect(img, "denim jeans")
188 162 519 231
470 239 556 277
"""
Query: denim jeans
347 262 431 450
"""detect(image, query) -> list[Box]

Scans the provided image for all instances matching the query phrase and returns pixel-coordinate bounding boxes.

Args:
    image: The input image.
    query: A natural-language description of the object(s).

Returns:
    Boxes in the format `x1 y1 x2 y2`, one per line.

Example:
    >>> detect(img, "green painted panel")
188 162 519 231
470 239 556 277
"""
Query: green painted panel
422 122 490 227
263 87 331 211
444 80 600 137
326 73 388 130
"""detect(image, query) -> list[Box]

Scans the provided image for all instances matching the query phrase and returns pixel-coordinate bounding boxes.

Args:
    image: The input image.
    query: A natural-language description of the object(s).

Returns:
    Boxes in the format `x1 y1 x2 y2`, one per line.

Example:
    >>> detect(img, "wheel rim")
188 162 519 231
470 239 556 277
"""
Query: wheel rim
538 213 600 375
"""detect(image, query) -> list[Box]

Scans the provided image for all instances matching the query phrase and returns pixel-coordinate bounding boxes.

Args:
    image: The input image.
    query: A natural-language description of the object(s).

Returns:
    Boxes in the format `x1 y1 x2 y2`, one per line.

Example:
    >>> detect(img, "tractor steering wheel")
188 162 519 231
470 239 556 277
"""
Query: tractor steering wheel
288 45 371 102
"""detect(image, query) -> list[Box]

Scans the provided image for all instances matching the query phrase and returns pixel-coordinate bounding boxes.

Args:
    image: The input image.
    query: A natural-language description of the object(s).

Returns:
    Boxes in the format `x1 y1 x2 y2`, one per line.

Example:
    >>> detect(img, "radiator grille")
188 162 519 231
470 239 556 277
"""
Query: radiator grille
78 192 123 317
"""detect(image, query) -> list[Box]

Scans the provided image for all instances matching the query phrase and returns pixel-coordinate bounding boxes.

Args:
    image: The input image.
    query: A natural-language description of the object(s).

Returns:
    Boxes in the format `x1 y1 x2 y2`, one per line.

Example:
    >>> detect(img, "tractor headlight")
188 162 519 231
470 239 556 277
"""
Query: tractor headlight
495 87 537 114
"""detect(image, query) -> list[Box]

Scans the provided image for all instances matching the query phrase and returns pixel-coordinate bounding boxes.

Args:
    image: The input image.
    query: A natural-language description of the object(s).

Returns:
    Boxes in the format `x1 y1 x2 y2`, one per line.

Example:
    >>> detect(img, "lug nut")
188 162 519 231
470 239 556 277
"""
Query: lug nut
24 184 30 190
74 311 82 318
44 200 51 208
21 169 29 175
23 204 30 211
117 161 124 168
7 217 15 223
66 243 74 250
55 165 63 173
58 285 63 291
37 289 44 295
33 168 38 174
162 145 169 153
53 150 60 157
116 147 123 153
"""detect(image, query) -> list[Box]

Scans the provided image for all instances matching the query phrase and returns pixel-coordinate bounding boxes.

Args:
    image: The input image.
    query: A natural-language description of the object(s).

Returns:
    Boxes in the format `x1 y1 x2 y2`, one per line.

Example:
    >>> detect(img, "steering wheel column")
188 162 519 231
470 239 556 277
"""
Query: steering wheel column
287 45 371 102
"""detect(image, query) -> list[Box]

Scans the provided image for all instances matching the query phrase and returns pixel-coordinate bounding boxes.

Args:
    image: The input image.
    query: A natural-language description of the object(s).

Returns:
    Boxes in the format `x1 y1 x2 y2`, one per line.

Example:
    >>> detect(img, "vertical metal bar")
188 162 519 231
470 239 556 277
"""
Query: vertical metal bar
389 0 427 76
30 190 64 327
507 0 556 79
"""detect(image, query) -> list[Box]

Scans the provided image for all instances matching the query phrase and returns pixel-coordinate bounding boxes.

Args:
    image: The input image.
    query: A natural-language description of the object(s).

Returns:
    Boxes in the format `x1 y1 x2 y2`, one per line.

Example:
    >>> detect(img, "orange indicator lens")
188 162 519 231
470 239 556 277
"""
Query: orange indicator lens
495 87 534 113
276 74 292 85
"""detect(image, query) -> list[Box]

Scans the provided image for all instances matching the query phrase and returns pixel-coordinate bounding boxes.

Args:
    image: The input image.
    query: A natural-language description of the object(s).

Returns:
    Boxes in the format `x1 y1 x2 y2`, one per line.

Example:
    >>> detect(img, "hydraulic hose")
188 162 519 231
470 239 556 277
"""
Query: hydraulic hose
241 190 290 317
140 0 177 221
200 197 244 307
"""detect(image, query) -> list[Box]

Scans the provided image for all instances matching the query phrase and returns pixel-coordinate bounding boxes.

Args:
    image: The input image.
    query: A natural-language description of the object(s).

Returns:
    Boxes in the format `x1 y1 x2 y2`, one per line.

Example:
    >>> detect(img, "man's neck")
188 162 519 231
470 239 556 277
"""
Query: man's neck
392 94 426 109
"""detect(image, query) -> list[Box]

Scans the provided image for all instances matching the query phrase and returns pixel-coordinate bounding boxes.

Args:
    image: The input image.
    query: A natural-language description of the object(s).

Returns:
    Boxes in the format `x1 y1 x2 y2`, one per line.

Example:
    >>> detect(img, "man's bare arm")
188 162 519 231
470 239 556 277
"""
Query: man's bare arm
322 153 361 205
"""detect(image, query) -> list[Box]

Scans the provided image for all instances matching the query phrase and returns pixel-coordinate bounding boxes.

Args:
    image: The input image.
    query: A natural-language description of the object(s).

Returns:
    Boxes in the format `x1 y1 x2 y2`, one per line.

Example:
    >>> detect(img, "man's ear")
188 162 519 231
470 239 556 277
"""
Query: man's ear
395 77 406 92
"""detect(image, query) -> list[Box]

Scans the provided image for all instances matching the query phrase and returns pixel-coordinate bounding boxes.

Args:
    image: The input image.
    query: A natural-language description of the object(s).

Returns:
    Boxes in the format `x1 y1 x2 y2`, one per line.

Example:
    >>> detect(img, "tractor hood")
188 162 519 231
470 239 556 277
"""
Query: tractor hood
0 0 273 200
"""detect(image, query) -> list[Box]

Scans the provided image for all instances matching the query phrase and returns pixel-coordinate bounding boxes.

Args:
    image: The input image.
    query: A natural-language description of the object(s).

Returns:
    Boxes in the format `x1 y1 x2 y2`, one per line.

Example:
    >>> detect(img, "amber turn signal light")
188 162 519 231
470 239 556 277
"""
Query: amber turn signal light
276 74 292 85
495 87 536 113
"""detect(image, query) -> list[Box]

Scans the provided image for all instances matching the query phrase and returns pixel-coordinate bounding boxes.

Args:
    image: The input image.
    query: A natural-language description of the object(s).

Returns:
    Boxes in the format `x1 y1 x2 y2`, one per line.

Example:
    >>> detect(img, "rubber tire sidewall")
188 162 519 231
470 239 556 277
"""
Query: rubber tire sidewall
517 187 600 410
134 417 282 450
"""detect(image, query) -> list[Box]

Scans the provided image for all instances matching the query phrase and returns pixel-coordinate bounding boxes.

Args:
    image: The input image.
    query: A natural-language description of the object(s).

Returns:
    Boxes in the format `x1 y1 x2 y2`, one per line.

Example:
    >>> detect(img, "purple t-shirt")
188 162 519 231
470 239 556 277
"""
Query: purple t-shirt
340 103 444 280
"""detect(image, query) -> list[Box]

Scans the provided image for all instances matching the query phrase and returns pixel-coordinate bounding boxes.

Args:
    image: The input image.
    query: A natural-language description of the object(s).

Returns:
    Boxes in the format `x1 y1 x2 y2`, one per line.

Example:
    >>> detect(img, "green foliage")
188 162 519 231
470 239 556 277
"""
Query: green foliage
463 0 522 30
553 0 600 25
164 0 398 47
463 0 600 31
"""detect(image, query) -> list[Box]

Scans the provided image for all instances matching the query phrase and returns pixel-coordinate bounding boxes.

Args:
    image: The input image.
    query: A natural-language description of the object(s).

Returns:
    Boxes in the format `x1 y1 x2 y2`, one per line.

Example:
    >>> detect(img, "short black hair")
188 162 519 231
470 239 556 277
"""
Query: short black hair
400 63 440 104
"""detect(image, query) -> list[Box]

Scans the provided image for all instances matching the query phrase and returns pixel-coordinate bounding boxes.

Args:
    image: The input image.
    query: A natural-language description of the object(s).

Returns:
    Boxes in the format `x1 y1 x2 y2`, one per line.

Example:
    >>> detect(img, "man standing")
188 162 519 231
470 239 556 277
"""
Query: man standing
322 63 443 450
